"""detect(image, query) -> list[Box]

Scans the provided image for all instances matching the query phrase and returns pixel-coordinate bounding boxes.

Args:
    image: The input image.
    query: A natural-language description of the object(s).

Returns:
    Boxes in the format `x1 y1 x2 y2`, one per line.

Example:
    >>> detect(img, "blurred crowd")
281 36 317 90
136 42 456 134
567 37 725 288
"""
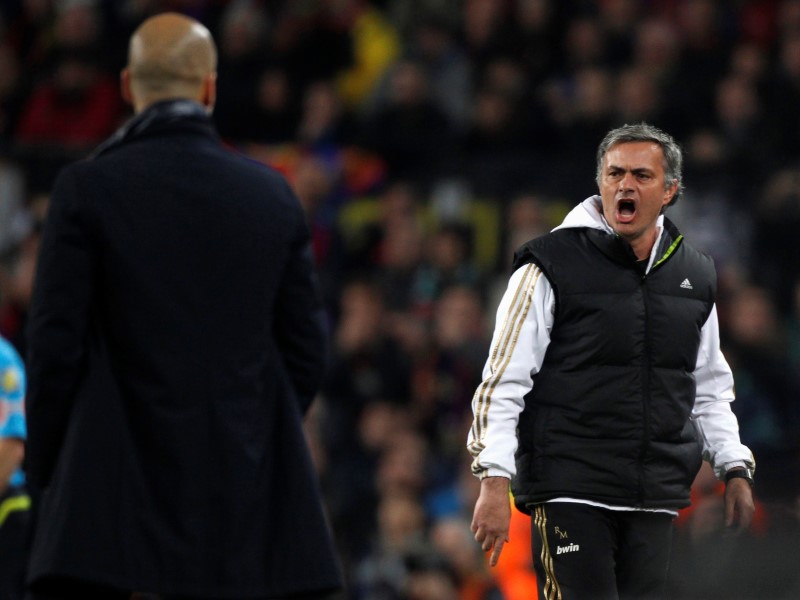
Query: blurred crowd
2 0 800 598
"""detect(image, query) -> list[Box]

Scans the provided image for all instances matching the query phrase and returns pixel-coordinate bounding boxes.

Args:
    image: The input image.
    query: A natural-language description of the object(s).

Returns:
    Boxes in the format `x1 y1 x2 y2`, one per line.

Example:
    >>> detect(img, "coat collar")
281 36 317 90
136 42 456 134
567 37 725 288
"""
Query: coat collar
90 99 217 159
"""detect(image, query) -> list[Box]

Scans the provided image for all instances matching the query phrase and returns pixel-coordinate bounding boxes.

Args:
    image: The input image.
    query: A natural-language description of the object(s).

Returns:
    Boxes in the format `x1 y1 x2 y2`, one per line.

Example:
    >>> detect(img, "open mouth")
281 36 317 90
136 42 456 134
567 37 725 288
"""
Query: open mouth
616 199 636 223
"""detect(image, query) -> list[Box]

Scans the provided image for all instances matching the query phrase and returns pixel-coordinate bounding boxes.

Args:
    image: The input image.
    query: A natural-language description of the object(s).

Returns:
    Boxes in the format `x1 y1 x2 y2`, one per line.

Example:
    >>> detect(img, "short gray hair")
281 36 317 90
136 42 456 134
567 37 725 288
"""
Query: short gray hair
595 122 683 206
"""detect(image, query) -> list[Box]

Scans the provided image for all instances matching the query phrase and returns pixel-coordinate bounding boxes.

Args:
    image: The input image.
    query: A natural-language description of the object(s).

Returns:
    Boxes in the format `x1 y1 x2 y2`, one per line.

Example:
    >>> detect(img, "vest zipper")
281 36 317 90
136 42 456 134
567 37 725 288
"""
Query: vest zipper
651 234 683 271
636 233 682 505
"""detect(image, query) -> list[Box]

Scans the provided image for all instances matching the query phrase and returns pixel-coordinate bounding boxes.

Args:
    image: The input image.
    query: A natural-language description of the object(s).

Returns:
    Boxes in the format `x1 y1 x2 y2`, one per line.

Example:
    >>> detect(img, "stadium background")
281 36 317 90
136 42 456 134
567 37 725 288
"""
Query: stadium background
0 0 799 598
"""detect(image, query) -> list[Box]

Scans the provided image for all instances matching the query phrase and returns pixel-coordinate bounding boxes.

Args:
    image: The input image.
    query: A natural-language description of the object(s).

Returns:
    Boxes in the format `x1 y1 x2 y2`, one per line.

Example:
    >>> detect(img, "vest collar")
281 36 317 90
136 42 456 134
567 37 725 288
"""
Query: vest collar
582 217 683 273
558 196 683 273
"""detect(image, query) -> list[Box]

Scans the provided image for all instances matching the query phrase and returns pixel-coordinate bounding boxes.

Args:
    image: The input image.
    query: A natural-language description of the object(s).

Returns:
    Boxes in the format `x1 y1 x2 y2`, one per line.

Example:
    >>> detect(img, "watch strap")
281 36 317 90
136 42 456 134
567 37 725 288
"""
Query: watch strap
725 469 754 487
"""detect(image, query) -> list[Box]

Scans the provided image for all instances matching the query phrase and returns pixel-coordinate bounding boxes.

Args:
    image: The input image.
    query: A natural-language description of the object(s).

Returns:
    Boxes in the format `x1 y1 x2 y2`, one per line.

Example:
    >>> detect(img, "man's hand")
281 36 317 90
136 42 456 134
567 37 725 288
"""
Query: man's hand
0 438 24 496
724 477 755 531
471 476 511 566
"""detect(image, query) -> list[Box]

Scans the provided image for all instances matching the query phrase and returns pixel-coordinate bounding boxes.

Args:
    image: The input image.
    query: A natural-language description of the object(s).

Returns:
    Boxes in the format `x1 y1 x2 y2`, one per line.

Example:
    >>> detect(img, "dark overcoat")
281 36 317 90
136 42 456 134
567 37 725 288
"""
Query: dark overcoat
25 100 342 597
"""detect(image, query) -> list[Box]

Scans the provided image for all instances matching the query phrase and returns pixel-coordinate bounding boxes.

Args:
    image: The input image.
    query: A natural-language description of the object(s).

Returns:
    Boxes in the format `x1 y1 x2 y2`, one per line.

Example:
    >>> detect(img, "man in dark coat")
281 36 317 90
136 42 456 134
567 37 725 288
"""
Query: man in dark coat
24 13 343 599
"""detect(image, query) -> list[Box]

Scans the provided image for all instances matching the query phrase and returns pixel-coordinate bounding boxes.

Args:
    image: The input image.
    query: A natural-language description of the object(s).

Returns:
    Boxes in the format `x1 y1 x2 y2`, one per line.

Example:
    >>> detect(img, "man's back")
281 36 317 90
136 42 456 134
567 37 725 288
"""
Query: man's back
78 107 317 408
25 102 340 596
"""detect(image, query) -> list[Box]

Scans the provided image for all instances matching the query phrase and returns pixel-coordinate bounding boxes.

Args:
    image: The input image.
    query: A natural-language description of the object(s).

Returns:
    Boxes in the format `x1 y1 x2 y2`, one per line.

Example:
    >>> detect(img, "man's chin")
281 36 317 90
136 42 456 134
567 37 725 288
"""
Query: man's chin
612 224 639 243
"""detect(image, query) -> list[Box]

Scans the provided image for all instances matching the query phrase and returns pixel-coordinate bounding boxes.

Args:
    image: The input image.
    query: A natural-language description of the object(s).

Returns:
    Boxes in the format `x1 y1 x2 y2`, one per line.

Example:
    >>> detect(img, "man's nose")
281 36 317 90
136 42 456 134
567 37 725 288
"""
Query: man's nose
618 172 634 192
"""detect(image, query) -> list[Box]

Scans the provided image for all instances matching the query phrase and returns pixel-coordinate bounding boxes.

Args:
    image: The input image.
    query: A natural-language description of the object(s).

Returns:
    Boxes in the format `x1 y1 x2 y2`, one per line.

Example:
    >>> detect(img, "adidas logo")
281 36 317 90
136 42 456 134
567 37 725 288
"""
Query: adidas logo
557 543 580 555
680 279 693 290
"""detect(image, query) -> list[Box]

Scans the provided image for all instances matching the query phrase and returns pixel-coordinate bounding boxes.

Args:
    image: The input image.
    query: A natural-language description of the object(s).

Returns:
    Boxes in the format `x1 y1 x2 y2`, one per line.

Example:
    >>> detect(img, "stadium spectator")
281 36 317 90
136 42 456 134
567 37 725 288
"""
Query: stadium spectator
0 190 44 357
14 48 121 149
430 516 504 600
0 333 27 600
361 58 454 180
0 43 24 144
722 284 800 499
211 0 270 142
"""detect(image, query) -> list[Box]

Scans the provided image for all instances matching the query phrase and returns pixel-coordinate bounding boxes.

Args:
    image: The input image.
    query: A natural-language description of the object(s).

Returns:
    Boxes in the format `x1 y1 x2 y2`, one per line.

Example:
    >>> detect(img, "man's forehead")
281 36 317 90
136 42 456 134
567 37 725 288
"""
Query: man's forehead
604 141 664 167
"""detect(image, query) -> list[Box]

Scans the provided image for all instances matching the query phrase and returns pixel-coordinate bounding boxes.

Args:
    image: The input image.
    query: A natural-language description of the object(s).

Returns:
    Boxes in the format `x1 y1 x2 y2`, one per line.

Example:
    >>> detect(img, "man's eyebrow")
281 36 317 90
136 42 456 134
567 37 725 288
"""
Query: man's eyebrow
606 165 655 174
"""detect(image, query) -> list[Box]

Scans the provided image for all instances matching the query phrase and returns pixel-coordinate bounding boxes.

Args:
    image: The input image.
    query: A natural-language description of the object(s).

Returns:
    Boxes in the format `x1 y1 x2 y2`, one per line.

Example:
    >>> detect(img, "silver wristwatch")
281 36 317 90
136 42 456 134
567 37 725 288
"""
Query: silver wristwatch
724 467 754 488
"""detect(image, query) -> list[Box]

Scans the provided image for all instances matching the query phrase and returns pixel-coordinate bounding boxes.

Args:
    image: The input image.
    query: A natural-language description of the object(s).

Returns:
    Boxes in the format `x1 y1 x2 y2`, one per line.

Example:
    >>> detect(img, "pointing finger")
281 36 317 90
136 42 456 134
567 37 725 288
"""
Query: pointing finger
489 537 506 567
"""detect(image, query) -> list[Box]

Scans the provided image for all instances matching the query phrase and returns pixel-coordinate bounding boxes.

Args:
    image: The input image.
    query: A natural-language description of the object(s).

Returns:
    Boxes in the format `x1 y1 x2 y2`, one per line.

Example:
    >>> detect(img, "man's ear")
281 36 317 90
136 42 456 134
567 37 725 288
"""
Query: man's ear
202 72 217 113
120 68 133 106
664 179 679 206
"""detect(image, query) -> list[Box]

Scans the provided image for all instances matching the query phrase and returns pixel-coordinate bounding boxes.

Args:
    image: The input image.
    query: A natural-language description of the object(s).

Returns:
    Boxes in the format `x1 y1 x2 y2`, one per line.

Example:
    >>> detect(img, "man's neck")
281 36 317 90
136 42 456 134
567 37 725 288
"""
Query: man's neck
622 226 660 261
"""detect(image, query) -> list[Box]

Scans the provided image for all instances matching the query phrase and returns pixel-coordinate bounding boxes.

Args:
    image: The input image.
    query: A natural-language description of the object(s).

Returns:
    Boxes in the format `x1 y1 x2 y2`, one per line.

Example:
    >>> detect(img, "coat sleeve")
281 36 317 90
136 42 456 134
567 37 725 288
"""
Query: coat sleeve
25 166 96 488
467 263 554 479
273 182 328 415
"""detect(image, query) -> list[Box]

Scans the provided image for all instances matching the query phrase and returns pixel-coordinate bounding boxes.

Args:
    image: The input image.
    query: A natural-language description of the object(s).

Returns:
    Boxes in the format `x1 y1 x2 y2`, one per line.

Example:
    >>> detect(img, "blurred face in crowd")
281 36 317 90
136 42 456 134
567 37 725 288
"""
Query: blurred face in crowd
599 141 677 258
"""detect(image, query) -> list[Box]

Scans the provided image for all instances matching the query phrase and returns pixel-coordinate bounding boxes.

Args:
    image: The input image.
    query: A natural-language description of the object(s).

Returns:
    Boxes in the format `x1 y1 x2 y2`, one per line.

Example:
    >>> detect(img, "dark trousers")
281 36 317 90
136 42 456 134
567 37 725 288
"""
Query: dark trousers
26 578 129 600
27 577 345 600
0 487 31 600
531 502 674 600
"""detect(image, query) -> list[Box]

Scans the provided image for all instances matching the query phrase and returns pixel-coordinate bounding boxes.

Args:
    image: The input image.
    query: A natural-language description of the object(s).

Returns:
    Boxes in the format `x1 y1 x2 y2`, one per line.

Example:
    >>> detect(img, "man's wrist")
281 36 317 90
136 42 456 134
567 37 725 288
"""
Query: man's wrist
480 475 511 491
725 467 754 488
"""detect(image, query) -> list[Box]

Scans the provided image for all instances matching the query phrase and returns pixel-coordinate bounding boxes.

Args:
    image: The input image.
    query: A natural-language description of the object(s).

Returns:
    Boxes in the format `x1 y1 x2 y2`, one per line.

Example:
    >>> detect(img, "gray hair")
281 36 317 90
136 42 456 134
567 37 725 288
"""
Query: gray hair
595 122 683 206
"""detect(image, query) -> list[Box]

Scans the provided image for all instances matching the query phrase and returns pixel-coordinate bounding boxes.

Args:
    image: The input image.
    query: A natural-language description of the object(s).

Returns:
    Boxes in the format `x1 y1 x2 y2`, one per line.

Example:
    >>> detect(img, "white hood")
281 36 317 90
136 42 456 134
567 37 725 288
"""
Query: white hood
553 195 666 270
552 195 611 232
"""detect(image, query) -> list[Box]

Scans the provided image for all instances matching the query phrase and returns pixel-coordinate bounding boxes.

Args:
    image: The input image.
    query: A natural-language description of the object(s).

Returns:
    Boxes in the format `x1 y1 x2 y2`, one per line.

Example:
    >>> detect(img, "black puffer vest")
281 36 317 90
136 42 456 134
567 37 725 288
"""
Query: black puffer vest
511 219 715 512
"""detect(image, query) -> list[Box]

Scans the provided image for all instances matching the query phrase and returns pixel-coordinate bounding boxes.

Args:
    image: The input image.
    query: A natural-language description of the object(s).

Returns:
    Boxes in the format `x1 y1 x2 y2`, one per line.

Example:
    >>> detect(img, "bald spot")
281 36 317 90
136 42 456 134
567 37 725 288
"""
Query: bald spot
128 12 217 104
